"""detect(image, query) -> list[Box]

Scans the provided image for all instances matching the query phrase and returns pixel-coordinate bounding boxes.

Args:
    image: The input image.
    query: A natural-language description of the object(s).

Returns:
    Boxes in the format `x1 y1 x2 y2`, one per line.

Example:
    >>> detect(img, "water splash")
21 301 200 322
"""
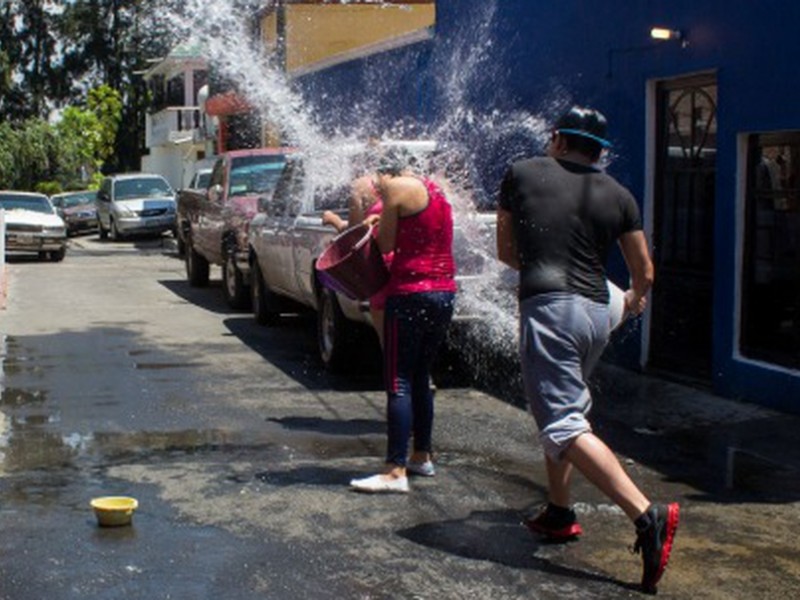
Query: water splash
150 0 569 371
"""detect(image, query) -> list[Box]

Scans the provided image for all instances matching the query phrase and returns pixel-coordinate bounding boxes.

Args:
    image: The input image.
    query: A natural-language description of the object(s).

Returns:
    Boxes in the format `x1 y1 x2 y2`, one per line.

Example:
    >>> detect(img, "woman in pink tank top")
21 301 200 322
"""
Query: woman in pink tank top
322 174 393 346
349 156 456 494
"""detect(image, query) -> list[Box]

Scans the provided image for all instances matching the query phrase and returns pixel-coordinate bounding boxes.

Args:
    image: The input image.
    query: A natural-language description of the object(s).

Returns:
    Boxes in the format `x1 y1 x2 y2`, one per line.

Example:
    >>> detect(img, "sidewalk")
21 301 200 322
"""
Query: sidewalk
591 362 800 500
513 361 800 597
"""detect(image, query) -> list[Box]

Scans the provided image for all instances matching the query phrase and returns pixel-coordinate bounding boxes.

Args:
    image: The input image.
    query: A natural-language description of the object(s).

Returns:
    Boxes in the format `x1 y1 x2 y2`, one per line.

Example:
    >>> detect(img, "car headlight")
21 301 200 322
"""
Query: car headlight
44 226 66 235
114 205 135 217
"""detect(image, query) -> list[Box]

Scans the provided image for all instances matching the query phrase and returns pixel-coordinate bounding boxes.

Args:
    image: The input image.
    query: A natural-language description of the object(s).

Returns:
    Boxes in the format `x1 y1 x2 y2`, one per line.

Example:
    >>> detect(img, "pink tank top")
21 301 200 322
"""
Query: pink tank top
385 178 457 296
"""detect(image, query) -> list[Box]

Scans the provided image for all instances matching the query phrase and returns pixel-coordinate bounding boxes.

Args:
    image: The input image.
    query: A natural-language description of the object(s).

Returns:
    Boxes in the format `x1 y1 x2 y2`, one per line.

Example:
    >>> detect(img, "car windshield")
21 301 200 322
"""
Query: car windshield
0 193 53 214
114 177 172 200
195 171 211 189
228 156 286 197
53 192 94 208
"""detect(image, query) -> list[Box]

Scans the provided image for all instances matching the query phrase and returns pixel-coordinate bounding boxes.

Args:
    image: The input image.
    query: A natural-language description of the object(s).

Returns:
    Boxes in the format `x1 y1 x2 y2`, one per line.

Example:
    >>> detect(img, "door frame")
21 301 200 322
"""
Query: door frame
643 70 718 373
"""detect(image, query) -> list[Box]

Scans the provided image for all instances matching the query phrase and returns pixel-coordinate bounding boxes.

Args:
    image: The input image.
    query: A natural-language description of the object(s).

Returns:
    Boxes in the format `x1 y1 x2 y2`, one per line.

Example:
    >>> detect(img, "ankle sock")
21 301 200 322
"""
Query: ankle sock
547 502 574 519
634 504 654 530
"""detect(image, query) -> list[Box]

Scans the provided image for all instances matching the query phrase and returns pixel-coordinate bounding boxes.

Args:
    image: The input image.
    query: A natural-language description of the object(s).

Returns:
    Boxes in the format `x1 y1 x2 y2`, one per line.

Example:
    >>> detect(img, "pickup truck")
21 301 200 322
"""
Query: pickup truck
247 142 499 372
177 148 291 309
175 167 212 256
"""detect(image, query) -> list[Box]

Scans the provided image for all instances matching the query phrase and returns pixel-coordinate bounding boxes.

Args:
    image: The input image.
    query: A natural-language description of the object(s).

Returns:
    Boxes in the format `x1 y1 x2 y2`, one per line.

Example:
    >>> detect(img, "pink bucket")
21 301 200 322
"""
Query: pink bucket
316 224 389 300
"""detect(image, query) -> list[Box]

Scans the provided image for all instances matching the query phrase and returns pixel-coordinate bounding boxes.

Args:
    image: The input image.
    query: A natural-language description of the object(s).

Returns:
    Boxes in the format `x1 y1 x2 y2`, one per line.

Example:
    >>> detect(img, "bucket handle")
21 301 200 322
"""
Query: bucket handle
352 223 376 251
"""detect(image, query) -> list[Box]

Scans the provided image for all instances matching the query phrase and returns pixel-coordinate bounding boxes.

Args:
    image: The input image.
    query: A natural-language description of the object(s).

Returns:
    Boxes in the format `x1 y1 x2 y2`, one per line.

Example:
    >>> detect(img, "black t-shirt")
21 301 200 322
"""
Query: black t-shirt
498 156 642 303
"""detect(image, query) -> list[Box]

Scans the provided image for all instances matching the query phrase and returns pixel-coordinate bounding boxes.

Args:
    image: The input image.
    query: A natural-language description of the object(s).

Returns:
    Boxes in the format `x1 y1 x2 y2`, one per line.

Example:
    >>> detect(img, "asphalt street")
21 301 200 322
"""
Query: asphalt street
0 233 798 599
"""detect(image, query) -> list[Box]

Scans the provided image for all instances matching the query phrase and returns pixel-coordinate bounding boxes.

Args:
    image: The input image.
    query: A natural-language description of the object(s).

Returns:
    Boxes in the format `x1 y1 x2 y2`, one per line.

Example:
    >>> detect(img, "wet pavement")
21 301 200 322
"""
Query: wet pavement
0 235 799 599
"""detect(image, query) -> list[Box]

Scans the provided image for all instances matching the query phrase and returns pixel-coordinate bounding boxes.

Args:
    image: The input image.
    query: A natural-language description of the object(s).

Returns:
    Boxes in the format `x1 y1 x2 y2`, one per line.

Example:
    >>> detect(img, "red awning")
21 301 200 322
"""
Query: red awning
204 91 253 116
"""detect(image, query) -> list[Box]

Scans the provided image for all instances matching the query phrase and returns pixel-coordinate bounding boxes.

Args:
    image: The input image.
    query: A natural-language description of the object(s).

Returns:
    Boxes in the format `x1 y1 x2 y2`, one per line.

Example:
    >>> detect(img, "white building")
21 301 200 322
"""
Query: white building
141 41 215 190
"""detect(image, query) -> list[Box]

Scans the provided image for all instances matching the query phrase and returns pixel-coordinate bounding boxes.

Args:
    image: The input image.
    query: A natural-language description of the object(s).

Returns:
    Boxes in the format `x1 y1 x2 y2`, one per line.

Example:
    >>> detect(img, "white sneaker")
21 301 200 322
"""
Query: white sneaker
349 474 410 494
406 460 435 477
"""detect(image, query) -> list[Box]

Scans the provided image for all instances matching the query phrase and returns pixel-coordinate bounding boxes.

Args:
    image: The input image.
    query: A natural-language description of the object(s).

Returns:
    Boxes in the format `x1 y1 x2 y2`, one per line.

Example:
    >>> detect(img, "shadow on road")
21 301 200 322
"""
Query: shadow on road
159 278 232 314
266 416 384 436
154 274 800 505
397 508 638 592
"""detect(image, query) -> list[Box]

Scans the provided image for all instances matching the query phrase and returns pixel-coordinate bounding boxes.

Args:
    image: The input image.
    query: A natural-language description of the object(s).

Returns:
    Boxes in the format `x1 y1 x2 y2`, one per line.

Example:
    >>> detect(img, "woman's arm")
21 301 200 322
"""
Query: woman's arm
374 188 400 254
321 210 347 232
348 177 373 225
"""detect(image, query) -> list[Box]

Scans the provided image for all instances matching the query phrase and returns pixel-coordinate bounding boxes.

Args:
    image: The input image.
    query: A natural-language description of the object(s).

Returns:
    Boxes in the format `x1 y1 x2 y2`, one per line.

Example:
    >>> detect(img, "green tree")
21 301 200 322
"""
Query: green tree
87 85 123 164
0 123 20 188
56 106 101 187
13 118 60 190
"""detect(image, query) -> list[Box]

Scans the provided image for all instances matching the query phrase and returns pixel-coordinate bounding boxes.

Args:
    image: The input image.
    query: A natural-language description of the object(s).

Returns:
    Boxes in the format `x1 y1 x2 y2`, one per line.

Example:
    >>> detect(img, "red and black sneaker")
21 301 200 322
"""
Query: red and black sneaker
525 503 583 542
634 503 680 594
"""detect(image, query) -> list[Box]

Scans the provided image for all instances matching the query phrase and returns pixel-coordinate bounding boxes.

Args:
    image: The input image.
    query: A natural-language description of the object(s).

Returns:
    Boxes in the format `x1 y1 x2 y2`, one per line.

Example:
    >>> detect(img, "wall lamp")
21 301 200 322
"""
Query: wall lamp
607 26 688 78
650 27 682 42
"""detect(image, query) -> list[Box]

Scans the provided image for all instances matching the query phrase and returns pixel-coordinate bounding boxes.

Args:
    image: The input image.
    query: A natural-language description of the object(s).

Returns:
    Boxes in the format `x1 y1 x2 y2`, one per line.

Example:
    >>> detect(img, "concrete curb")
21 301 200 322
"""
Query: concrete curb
0 264 6 310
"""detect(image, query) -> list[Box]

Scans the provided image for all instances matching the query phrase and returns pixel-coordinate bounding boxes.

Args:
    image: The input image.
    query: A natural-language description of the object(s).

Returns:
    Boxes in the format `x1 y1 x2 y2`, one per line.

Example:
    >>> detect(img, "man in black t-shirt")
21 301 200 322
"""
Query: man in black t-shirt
497 106 679 594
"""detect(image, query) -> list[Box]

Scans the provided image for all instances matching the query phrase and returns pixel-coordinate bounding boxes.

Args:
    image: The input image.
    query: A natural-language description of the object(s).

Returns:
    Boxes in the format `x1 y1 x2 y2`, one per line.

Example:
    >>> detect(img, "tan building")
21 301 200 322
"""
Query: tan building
259 0 435 77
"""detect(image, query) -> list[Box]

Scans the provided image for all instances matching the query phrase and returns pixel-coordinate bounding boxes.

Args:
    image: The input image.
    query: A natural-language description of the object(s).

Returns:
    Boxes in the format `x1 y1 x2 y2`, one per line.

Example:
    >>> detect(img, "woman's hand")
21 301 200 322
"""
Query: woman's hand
363 214 380 228
322 210 346 232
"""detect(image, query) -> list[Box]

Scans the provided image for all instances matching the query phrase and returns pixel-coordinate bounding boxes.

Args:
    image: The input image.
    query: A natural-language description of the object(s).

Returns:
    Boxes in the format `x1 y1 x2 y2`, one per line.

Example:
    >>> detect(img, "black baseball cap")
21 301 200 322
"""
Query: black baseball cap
554 106 612 148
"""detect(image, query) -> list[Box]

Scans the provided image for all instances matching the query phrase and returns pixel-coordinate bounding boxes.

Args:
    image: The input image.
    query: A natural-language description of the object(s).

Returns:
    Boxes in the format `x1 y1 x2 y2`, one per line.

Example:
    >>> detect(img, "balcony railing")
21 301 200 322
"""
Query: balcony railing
146 107 208 147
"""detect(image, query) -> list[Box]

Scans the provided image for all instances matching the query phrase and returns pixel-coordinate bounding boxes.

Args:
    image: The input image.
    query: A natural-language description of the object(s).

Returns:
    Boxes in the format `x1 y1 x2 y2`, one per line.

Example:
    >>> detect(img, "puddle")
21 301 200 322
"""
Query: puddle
0 388 48 407
133 362 206 370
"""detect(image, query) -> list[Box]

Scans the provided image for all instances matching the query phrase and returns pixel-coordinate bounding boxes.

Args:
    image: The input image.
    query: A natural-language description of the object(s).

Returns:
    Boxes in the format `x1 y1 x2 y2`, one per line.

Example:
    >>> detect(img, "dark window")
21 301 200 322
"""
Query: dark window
271 160 305 215
228 155 286 197
167 75 185 107
209 160 225 189
741 132 800 369
313 184 349 212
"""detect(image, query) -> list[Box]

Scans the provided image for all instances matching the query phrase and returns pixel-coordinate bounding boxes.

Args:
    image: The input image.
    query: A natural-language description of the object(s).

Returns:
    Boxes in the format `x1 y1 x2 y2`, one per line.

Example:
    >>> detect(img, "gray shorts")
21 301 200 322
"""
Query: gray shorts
519 292 610 460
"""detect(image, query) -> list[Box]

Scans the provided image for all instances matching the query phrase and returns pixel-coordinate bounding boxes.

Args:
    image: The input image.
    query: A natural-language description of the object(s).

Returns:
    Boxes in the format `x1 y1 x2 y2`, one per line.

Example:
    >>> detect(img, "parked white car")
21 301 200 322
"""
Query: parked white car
95 173 176 240
0 191 67 261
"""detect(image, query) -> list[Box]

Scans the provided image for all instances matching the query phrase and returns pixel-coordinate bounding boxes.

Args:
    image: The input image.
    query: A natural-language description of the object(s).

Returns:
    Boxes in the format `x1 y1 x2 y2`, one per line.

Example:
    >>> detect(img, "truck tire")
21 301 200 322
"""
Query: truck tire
49 248 66 262
252 260 280 325
317 288 357 372
222 252 250 310
185 236 210 287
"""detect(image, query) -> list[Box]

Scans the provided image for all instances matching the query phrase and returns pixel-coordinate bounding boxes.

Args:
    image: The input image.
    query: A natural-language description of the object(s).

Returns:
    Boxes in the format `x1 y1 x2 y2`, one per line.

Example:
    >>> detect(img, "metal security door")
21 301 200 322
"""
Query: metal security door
649 75 717 380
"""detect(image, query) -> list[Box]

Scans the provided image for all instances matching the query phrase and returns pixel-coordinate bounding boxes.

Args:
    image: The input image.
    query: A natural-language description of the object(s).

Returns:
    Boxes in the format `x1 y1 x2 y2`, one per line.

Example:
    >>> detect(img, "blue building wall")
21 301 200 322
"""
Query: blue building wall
293 0 800 413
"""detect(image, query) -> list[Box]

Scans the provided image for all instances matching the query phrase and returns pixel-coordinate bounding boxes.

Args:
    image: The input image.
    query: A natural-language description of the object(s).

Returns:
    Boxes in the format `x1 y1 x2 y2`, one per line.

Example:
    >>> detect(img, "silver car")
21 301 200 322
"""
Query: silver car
96 173 176 240
1 191 67 261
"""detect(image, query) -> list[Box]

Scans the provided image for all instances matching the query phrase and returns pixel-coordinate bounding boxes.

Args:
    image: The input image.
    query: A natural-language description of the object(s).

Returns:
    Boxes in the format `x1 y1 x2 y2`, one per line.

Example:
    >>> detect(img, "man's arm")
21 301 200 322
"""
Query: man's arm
497 207 520 270
618 230 654 315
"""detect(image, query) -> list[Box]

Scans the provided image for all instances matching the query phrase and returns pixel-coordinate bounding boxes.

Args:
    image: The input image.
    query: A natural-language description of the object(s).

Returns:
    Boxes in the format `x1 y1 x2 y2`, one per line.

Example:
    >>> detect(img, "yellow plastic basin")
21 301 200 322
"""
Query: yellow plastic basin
90 496 138 527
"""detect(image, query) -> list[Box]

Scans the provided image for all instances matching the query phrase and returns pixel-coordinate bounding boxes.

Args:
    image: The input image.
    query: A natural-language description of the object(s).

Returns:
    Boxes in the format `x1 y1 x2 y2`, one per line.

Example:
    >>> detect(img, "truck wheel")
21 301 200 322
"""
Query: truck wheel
176 231 186 256
49 248 66 262
185 237 210 287
222 253 250 310
317 288 356 372
252 260 280 325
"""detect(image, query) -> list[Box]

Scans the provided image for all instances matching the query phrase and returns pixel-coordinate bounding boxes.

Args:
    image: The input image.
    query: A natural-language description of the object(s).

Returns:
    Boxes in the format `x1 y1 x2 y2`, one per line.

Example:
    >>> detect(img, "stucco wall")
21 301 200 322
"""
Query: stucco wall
261 3 434 74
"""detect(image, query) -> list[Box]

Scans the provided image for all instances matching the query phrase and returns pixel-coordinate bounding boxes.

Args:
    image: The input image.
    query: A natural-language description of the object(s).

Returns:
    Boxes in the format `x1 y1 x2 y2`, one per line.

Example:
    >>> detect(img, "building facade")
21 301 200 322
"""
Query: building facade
141 42 213 189
252 0 799 413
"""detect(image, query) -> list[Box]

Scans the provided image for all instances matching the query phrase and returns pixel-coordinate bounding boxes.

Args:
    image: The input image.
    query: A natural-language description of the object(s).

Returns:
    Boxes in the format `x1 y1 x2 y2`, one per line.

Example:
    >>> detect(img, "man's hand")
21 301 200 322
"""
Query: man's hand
623 289 647 316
